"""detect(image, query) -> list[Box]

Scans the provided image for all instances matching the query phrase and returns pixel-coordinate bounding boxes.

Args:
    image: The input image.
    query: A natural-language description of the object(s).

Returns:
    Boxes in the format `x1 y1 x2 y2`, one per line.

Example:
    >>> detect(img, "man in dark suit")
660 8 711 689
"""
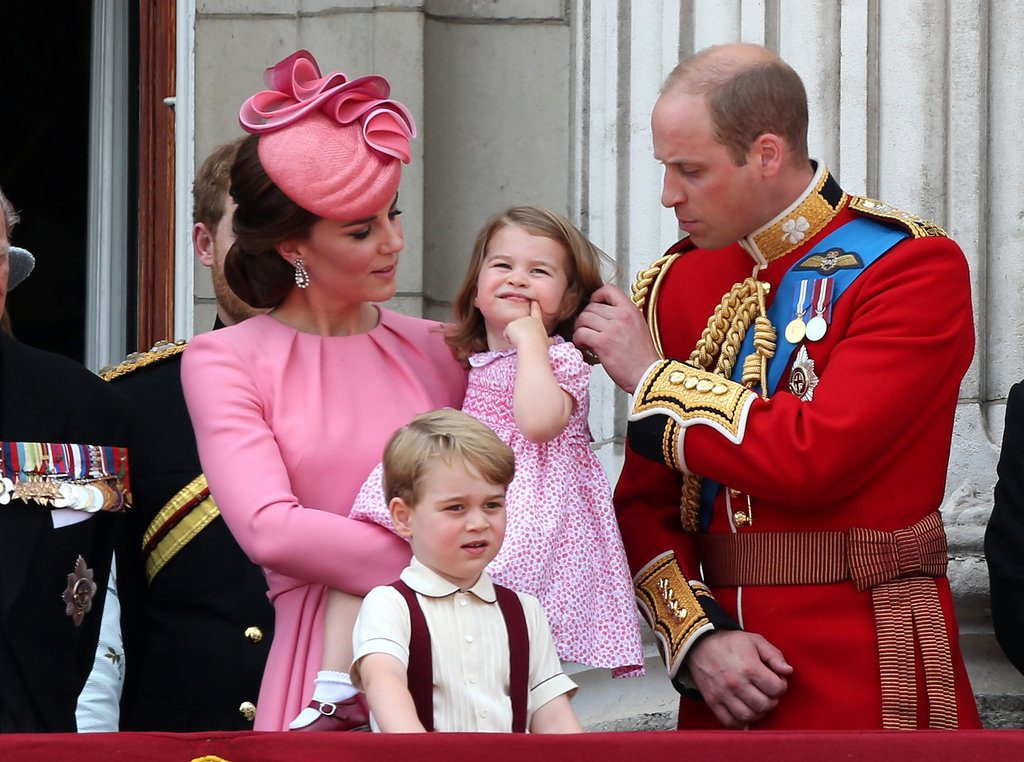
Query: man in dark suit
0 187 131 732
108 139 275 731
987 383 1024 675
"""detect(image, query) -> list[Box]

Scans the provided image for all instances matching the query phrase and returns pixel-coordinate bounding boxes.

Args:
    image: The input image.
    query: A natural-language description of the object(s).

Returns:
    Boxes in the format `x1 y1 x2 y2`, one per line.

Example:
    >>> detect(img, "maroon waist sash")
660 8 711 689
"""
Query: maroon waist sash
697 512 957 729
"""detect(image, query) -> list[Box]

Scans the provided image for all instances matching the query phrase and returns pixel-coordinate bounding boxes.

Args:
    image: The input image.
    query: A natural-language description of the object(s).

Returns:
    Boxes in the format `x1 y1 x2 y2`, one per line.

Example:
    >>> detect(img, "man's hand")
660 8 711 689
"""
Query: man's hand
572 284 660 393
687 630 793 729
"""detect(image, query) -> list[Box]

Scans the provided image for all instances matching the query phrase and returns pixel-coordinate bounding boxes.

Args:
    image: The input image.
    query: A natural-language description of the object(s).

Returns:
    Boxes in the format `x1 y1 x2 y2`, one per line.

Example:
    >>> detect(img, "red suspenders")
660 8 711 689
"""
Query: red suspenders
391 579 435 731
390 579 529 733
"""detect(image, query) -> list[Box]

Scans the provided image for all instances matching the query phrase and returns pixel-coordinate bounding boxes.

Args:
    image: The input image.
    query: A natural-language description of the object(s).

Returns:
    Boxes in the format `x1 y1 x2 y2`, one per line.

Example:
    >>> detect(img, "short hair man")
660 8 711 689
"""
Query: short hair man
0 187 131 731
352 409 581 733
108 138 273 731
192 139 263 327
574 43 979 730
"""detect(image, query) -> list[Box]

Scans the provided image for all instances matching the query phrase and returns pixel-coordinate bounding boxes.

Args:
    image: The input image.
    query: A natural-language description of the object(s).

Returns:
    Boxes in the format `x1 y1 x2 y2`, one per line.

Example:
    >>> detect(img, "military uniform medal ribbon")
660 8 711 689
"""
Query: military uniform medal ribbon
0 441 130 512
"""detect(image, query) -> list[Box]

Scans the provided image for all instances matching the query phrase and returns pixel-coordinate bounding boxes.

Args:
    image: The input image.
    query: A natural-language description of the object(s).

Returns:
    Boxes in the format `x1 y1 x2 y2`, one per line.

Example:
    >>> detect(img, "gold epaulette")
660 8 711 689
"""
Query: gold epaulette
99 339 188 382
849 195 947 239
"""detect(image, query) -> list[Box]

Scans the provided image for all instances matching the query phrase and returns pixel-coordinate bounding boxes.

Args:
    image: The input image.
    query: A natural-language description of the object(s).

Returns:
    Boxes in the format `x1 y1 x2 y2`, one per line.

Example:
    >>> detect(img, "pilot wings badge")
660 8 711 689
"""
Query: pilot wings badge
796 247 863 275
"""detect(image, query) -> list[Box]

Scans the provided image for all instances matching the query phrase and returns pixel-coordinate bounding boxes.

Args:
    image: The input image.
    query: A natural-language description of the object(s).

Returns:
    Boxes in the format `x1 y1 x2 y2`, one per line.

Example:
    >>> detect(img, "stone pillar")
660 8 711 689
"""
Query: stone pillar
420 0 572 319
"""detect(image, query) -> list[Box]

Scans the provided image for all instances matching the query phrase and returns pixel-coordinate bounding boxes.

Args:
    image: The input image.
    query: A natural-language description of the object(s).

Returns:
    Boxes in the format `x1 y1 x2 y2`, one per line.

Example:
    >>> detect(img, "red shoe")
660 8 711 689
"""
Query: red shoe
291 696 370 732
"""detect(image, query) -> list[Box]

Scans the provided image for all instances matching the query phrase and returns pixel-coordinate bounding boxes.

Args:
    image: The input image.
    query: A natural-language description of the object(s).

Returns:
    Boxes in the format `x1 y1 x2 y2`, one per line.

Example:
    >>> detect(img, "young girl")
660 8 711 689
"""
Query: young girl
290 206 643 731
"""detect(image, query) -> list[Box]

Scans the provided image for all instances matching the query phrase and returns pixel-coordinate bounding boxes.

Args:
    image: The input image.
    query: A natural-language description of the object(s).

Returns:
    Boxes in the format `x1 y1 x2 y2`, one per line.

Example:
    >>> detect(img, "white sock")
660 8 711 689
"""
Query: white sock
312 670 357 703
288 670 358 729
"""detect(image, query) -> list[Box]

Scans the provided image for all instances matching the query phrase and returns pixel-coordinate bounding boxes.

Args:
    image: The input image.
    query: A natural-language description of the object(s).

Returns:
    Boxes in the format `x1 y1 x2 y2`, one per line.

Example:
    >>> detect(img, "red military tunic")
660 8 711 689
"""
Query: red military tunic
617 164 981 729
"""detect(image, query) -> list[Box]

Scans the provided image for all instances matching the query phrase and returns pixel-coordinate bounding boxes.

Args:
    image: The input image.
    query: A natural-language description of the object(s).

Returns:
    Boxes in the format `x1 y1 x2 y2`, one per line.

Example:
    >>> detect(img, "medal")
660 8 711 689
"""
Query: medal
785 319 806 344
806 279 834 342
0 441 130 513
784 279 810 344
62 555 97 628
788 345 819 401
806 315 827 341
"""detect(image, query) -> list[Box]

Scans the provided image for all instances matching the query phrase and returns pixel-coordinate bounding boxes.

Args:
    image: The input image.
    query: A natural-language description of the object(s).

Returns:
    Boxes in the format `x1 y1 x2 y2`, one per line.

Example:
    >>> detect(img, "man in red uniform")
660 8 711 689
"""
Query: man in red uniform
574 43 980 730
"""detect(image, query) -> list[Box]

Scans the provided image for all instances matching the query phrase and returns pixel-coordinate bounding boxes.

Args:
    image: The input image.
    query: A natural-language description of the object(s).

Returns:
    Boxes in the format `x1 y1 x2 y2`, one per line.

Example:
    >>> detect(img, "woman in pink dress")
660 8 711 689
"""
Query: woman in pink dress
180 50 465 731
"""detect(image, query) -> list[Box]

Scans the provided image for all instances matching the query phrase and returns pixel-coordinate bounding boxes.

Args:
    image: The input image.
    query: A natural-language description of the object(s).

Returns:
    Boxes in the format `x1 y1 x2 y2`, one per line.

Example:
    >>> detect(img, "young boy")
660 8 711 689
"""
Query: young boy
350 409 582 733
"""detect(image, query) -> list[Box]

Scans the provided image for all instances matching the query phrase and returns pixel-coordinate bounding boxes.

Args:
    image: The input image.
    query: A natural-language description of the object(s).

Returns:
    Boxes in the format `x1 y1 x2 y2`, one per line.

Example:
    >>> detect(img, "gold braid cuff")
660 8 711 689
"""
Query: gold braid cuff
631 360 755 445
635 551 716 677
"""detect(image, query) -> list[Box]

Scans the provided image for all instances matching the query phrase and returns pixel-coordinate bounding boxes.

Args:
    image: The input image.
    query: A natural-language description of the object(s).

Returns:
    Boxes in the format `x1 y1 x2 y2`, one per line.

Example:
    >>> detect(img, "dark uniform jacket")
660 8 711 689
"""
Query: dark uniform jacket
988 381 1024 675
0 331 130 732
111 333 274 731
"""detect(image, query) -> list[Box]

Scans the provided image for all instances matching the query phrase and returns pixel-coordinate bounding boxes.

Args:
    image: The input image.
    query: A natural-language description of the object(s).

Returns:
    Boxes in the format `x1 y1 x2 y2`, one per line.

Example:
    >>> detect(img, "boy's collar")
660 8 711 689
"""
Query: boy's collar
400 556 497 603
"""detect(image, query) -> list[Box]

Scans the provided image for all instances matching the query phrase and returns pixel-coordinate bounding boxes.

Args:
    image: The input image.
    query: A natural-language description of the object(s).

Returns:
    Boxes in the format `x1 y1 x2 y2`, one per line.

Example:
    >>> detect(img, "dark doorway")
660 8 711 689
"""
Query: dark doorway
1 2 140 363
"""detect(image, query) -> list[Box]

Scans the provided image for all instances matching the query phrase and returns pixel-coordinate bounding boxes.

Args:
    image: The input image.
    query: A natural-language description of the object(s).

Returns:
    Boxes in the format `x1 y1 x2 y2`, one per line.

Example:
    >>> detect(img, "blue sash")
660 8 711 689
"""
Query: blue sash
698 216 909 530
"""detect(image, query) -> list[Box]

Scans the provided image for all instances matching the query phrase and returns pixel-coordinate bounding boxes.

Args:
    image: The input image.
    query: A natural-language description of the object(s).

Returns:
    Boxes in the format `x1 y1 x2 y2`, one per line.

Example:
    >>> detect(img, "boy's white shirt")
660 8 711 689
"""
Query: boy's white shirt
351 556 575 732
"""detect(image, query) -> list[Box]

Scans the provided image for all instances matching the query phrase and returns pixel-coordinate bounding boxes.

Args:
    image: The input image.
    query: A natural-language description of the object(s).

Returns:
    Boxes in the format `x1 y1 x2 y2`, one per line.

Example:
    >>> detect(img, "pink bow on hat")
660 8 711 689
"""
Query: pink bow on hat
239 49 416 164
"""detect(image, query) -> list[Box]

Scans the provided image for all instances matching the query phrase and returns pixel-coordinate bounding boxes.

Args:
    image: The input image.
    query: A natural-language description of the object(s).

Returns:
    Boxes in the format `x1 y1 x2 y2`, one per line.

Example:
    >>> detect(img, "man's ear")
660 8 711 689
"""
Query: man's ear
193 223 215 267
389 497 414 538
750 132 786 178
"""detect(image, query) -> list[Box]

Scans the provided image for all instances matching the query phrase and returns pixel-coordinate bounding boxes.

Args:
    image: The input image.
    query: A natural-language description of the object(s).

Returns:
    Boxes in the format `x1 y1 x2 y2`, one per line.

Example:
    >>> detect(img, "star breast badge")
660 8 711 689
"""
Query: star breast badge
788 345 819 402
62 555 97 628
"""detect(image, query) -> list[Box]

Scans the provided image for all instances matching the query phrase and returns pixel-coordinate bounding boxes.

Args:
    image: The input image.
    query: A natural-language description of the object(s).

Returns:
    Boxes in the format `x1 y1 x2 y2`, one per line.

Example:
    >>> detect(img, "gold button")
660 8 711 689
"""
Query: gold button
684 377 699 390
239 701 256 722
711 384 728 395
695 379 714 393
733 511 750 528
245 626 263 643
669 371 685 385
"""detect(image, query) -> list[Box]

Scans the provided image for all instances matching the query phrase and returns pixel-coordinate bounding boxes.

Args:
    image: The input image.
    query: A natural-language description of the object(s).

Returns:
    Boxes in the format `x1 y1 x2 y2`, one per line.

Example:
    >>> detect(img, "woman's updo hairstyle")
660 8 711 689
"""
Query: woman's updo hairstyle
226 50 417 309
224 136 317 308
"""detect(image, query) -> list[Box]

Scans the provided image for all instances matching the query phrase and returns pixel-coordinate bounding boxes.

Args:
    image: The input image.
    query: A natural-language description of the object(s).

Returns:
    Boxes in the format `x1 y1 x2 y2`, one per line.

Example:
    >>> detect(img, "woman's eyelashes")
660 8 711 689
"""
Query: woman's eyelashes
348 209 401 241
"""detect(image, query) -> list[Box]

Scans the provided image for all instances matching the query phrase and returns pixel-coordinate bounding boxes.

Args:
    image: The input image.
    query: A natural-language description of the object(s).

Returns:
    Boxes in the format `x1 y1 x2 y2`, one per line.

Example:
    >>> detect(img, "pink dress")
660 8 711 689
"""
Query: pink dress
181 310 466 730
351 339 643 674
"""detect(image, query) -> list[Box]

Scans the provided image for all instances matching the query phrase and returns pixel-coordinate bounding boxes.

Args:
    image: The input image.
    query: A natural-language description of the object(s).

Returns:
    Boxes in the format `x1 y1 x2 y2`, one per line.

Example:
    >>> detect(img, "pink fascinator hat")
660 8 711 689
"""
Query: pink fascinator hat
239 50 416 221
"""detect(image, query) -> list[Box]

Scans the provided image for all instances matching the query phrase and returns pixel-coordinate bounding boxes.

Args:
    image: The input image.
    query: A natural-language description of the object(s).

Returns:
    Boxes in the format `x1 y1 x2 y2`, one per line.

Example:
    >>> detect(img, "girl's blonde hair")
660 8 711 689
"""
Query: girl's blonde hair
445 205 610 363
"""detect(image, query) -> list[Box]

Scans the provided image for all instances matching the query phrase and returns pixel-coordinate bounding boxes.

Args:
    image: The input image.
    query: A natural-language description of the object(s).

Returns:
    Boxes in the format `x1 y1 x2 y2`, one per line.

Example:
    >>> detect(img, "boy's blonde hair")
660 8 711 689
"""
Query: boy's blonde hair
383 409 515 506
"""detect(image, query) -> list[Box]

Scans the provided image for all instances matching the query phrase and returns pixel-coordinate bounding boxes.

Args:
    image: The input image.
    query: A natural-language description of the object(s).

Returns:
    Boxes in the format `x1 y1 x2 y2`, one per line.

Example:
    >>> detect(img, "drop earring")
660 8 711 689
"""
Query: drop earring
294 257 310 289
